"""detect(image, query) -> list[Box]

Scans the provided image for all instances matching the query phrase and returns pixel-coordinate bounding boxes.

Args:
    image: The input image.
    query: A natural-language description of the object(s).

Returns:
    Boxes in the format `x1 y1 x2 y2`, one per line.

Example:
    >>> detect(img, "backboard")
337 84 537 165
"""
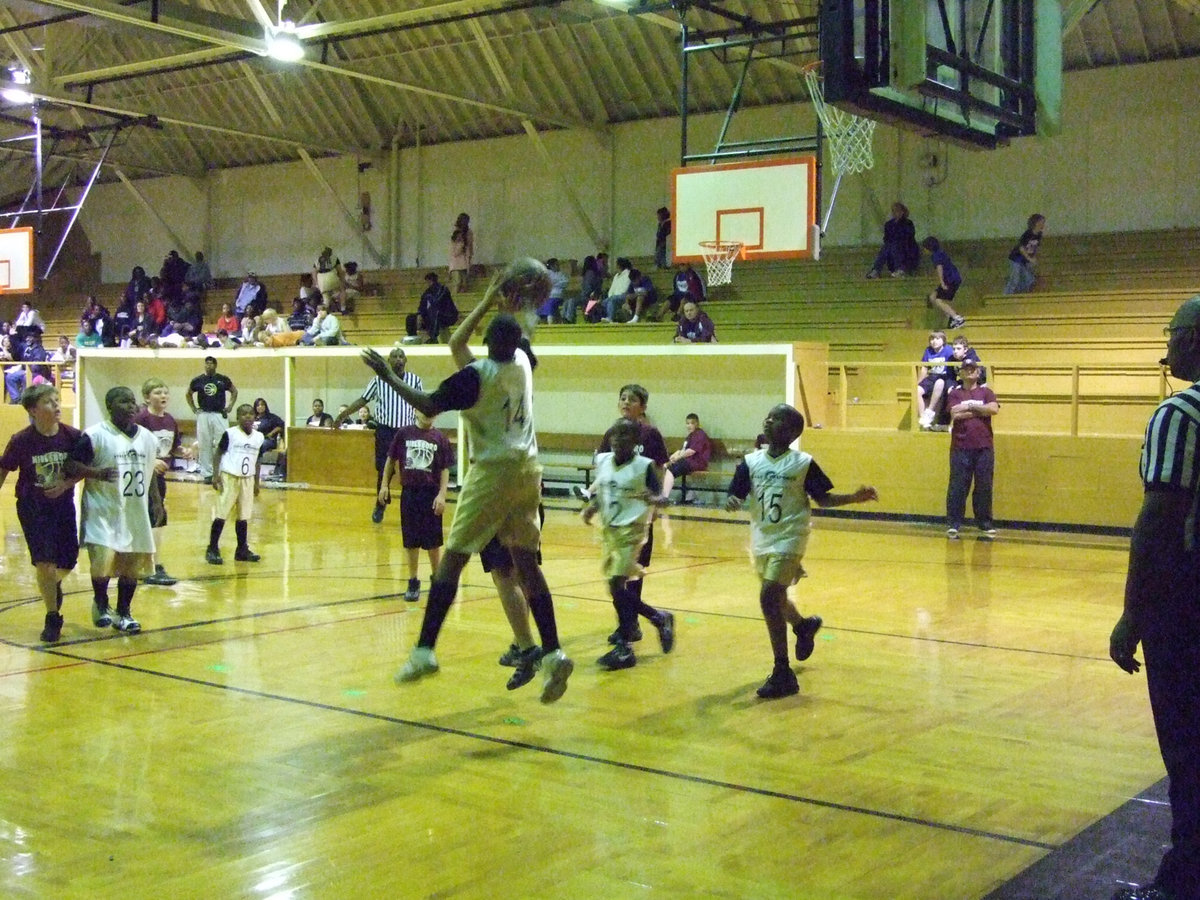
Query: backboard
672 157 817 264
819 0 1061 150
0 227 33 294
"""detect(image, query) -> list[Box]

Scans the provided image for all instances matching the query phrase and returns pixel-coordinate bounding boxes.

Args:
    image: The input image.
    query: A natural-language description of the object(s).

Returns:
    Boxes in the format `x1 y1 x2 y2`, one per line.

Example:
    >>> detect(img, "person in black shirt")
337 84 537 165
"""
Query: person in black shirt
1003 213 1046 294
186 356 237 482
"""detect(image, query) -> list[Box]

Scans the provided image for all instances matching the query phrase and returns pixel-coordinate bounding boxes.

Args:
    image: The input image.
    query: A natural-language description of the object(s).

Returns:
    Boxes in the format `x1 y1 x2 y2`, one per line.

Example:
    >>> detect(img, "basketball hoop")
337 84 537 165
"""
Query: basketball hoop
802 61 876 177
698 240 744 287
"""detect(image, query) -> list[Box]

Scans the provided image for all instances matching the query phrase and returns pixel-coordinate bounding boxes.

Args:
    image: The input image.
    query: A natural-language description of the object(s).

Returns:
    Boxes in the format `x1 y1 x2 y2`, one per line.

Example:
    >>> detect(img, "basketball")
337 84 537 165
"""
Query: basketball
494 257 551 314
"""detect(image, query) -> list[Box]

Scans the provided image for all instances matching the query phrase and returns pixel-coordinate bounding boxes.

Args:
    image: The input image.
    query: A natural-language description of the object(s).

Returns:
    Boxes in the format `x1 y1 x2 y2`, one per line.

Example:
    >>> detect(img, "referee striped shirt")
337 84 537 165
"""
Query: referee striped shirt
1141 382 1200 549
363 371 423 429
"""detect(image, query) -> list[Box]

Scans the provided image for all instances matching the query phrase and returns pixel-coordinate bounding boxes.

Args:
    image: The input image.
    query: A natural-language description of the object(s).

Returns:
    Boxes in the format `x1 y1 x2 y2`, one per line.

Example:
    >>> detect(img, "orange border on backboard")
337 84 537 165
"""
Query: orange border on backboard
671 156 817 264
0 226 34 294
715 207 765 251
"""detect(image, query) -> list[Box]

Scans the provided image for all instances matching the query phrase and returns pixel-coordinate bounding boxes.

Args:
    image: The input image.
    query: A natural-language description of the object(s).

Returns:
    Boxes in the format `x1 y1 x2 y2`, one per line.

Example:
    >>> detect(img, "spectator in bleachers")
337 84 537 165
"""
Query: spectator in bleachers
145 286 166 329
0 334 12 362
166 294 202 340
448 213 473 294
655 206 672 269
536 258 569 323
287 297 313 332
214 302 239 334
75 318 102 349
185 251 212 295
50 335 75 365
337 261 363 313
233 272 267 318
916 330 954 431
673 300 717 343
1003 213 1046 295
241 314 260 344
666 264 705 321
561 255 602 324
949 335 984 387
306 399 334 428
81 296 112 343
625 269 659 324
314 247 343 298
160 250 189 303
5 332 50 403
132 300 157 341
404 272 458 344
867 203 920 278
598 257 633 323
13 301 45 337
112 294 137 342
299 304 342 346
123 267 151 308
921 237 966 329
256 309 303 347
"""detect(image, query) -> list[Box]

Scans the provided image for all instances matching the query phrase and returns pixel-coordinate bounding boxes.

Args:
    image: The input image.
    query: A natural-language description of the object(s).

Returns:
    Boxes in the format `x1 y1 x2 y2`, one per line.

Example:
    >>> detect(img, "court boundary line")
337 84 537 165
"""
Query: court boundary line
30 645 1061 853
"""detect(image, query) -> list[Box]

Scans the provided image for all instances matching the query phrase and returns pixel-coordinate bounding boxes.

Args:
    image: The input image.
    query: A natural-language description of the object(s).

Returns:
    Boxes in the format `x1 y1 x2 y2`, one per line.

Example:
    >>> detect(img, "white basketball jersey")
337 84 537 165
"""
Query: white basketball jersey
463 348 538 463
744 447 814 556
594 452 654 527
219 426 266 477
81 421 158 553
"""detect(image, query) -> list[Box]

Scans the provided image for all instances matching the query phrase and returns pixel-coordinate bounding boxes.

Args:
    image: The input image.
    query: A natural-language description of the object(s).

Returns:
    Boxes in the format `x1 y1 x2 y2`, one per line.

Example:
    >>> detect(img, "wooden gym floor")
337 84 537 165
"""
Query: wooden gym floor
0 483 1163 899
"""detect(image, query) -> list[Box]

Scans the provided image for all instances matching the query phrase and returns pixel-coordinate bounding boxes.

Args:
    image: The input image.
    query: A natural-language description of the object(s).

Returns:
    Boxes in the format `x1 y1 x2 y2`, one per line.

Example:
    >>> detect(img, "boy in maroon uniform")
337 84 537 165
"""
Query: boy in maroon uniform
0 385 83 642
132 376 184 585
595 384 675 652
380 410 453 602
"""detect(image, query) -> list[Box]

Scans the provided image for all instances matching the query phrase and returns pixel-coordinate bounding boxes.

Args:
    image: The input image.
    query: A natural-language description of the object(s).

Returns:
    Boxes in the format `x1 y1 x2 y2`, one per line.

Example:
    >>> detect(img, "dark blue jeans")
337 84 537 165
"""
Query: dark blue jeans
946 447 994 529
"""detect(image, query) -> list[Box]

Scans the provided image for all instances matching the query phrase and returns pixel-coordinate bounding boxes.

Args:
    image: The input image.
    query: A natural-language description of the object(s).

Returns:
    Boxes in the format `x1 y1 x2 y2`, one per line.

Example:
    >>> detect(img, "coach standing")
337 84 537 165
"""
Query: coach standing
335 346 422 523
187 356 237 484
1109 295 1200 900
944 359 999 539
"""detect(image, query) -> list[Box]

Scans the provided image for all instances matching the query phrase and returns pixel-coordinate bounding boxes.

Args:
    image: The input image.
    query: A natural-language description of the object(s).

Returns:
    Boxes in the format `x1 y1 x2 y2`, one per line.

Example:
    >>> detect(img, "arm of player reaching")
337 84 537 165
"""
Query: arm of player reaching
447 272 503 370
359 349 441 418
379 456 396 506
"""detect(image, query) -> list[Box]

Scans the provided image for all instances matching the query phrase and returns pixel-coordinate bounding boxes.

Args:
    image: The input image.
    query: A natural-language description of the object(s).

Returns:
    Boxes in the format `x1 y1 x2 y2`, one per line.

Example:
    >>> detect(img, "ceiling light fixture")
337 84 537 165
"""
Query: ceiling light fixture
265 21 304 62
2 67 34 105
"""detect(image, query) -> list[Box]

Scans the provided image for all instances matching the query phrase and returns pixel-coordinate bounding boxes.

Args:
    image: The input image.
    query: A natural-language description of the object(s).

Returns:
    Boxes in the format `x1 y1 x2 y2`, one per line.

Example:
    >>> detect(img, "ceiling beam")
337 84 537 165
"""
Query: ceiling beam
1063 0 1104 34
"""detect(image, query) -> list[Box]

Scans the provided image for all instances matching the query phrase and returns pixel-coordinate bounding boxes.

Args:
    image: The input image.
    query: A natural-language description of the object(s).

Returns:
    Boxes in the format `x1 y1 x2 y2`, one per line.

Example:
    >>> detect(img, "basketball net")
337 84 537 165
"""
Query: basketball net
698 240 744 287
803 61 877 235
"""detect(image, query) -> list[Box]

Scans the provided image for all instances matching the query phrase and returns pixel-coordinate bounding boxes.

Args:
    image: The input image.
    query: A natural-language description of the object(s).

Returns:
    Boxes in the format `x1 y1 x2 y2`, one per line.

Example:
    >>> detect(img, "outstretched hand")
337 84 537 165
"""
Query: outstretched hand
724 495 743 513
361 348 391 379
855 485 879 503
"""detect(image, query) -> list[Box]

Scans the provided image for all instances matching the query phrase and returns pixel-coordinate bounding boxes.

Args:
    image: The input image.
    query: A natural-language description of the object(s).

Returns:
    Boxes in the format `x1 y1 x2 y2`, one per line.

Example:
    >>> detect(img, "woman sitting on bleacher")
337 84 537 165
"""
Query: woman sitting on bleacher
561 255 602 324
867 203 921 278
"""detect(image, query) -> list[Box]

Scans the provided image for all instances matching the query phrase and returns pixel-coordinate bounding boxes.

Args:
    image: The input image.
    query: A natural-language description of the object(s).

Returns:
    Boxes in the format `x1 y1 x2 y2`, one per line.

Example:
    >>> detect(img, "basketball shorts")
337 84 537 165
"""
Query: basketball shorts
446 458 541 554
400 484 444 550
215 472 255 520
18 497 79 570
600 521 649 579
754 543 809 586
935 282 961 301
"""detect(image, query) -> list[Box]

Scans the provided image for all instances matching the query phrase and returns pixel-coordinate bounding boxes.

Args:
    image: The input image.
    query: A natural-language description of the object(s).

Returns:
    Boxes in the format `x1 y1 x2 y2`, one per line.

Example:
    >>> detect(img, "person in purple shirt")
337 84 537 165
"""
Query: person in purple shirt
921 236 966 329
945 360 1000 539
673 300 717 343
0 384 84 642
668 413 712 503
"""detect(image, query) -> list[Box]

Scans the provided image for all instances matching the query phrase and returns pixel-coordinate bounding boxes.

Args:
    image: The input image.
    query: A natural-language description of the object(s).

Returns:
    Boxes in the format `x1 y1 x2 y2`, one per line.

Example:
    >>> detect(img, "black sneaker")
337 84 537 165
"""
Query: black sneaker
794 615 823 662
234 548 261 562
144 565 178 586
40 612 64 643
756 667 799 699
654 610 676 654
205 547 223 565
506 645 543 690
607 626 642 645
403 578 421 602
371 504 385 524
597 642 636 670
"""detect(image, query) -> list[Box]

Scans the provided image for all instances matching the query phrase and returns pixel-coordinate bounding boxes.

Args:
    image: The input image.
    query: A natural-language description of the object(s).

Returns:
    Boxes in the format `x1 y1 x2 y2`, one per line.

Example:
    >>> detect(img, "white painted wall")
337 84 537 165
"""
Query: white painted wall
77 56 1200 284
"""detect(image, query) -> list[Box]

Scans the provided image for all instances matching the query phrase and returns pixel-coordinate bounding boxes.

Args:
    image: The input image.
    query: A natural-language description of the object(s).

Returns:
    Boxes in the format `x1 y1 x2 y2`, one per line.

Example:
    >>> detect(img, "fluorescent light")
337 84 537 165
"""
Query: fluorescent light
3 68 33 104
1 87 33 104
265 22 304 62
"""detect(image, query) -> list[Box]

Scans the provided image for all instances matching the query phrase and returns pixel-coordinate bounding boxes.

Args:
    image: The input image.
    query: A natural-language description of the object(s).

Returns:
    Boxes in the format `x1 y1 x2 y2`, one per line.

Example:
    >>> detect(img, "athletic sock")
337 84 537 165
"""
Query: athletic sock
209 518 225 551
416 580 457 648
526 591 560 652
116 577 136 617
234 519 249 551
92 577 111 609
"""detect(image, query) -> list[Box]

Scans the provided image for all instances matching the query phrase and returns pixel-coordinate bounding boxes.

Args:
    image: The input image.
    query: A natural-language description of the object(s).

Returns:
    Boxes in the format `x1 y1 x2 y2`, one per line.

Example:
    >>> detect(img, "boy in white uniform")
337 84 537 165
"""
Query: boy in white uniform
359 258 574 704
206 403 264 565
75 386 161 634
726 404 878 699
582 417 671 670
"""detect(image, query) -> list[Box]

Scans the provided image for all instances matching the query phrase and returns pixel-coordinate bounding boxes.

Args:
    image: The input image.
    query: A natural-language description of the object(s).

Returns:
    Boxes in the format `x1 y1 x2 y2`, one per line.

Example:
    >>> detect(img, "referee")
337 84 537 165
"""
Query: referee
335 346 422 523
1109 294 1200 900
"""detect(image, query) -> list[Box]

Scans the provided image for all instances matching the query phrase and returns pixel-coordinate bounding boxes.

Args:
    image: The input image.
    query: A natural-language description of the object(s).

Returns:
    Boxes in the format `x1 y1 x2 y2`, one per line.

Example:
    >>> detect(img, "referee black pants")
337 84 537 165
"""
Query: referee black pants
374 424 397 497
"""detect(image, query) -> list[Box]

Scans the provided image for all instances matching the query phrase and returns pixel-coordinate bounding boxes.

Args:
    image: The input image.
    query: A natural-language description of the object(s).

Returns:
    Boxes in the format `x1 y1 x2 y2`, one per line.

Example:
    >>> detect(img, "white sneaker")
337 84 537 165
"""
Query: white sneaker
112 613 141 634
627 315 639 324
92 602 112 628
394 646 438 684
539 649 574 704
919 409 936 430
946 527 960 539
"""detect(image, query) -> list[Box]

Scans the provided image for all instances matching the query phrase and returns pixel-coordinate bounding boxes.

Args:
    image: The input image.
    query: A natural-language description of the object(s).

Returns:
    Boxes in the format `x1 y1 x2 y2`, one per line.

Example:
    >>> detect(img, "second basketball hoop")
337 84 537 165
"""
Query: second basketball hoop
698 240 745 287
